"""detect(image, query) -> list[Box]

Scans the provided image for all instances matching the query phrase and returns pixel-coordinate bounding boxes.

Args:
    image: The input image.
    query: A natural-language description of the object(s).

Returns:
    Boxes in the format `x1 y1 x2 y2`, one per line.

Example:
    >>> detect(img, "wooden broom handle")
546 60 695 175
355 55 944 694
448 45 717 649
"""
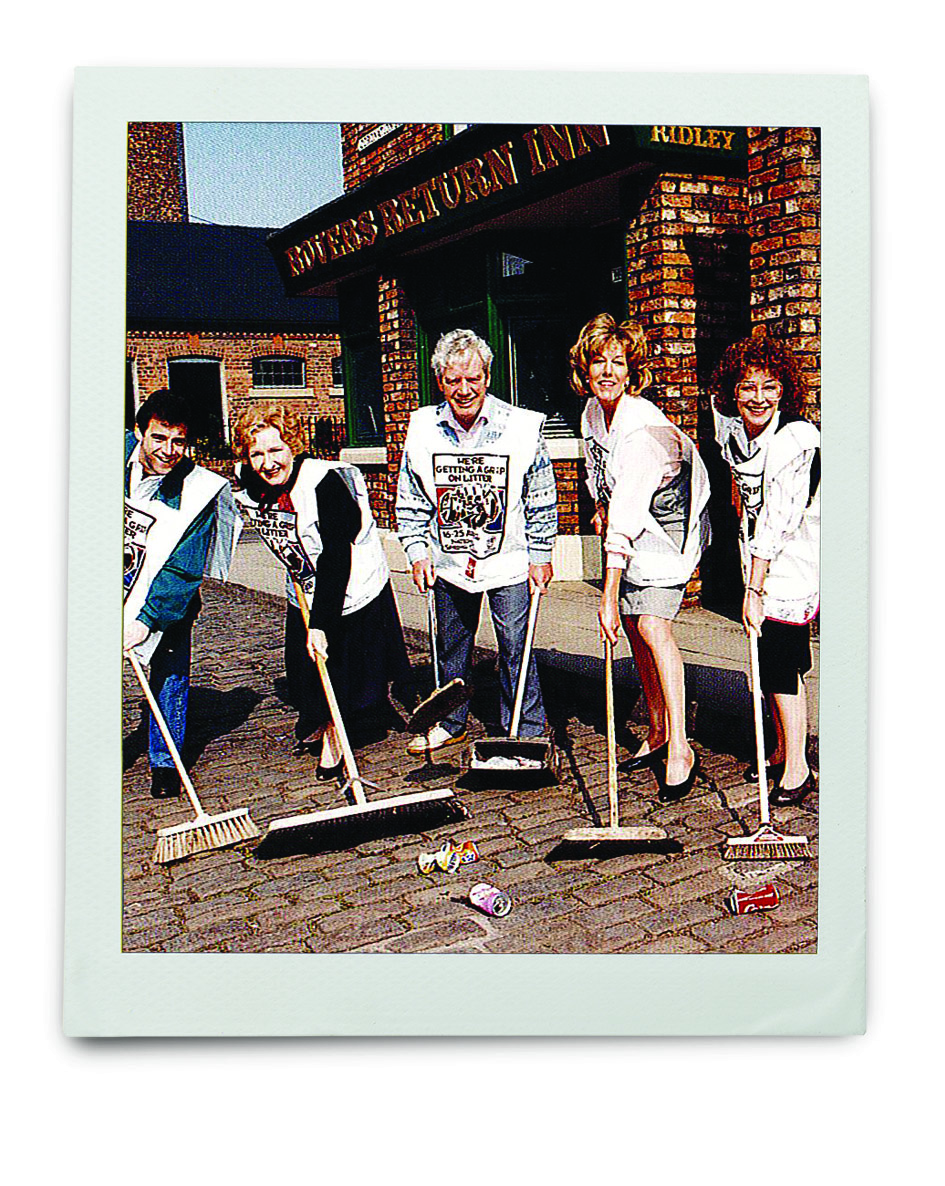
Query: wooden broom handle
126 650 206 819
509 589 541 740
427 588 441 690
291 580 366 806
748 630 770 827
605 638 619 831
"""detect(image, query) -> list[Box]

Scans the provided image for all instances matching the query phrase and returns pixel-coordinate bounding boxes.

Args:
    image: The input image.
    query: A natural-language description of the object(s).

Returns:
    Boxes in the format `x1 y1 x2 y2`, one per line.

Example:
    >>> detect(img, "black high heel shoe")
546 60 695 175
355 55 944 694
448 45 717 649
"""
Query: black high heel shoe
769 769 816 807
316 760 345 781
659 753 700 802
618 741 669 774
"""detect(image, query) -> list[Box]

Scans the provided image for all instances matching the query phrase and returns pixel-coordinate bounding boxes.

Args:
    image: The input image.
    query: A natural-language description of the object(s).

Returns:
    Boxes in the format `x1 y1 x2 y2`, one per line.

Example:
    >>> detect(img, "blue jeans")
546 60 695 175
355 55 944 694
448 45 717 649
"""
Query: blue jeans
147 618 191 769
434 579 545 738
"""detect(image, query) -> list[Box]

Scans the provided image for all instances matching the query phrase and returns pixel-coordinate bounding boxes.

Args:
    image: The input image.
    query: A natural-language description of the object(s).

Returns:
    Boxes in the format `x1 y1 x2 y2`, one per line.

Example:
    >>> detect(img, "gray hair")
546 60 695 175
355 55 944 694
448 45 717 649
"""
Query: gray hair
431 328 494 377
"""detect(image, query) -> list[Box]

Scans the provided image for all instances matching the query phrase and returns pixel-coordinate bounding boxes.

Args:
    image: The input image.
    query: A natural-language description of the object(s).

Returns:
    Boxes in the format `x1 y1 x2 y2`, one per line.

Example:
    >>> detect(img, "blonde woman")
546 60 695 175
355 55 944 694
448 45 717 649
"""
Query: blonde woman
233 403 410 777
572 314 710 800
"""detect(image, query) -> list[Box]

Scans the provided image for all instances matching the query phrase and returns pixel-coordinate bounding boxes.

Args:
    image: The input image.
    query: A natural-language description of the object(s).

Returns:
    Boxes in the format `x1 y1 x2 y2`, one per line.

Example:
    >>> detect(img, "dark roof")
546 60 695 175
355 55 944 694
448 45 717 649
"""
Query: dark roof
127 222 338 330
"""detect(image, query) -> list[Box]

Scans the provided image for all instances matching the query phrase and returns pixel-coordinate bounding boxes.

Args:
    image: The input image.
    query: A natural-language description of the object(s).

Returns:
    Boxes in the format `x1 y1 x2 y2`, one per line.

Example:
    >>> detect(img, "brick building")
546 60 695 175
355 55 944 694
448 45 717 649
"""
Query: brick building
126 123 342 464
267 122 820 603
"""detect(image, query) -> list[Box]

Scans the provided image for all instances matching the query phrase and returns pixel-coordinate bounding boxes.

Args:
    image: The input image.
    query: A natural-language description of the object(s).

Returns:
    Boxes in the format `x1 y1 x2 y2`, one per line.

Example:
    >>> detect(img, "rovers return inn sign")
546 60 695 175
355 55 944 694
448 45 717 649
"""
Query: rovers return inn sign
268 123 747 295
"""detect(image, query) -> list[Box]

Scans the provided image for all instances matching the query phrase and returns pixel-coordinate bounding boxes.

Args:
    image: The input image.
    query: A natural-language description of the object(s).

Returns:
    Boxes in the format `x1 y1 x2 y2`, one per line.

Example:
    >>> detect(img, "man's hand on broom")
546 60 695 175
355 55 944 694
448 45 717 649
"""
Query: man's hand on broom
123 618 150 655
307 627 329 662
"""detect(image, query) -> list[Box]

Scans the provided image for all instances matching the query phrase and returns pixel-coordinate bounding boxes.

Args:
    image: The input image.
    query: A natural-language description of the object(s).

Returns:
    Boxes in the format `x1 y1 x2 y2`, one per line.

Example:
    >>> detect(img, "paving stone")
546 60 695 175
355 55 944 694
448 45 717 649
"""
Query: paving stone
636 899 725 936
727 921 818 954
691 912 770 948
123 922 181 950
645 850 725 886
319 899 406 931
181 896 262 929
382 918 489 953
640 867 734 909
573 873 653 907
771 886 818 923
313 917 408 951
570 898 653 930
629 935 710 954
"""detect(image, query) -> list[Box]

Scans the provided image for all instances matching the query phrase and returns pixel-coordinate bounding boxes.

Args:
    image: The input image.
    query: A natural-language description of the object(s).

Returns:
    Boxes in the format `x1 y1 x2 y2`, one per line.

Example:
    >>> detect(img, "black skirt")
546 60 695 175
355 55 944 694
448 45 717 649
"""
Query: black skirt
758 618 813 695
285 580 411 740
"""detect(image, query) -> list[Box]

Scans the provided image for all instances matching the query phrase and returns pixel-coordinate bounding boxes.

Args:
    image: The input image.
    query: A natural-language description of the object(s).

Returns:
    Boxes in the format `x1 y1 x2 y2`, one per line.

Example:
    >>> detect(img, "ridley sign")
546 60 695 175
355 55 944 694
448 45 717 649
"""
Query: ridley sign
269 123 745 294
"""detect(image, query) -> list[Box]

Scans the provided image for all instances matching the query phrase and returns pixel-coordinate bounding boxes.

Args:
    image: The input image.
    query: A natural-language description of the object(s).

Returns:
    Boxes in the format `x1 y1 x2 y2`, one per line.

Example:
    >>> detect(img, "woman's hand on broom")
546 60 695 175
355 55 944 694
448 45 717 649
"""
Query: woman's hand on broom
598 568 622 646
307 628 329 662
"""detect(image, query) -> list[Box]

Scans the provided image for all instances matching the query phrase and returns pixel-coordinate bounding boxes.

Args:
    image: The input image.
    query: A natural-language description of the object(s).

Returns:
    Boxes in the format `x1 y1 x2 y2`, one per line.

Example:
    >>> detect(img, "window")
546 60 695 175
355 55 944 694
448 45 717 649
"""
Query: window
252 355 305 388
331 356 344 388
339 279 383 447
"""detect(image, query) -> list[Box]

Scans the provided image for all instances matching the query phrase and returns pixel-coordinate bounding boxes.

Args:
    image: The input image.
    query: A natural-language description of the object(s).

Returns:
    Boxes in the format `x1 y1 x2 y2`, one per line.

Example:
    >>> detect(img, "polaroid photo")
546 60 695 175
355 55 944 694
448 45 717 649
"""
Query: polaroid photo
65 68 868 1035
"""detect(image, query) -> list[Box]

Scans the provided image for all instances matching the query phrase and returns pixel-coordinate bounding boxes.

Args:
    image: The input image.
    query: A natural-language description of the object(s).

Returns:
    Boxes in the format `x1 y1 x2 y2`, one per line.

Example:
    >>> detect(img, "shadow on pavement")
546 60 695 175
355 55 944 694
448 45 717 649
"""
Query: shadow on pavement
122 685 263 773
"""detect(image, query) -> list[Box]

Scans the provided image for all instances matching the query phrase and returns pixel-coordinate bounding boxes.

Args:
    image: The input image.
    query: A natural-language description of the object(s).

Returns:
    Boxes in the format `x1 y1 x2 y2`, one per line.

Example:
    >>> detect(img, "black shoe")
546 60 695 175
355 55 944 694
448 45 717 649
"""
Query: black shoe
618 741 668 774
150 768 181 799
316 760 345 781
659 754 700 803
769 769 816 807
744 759 785 785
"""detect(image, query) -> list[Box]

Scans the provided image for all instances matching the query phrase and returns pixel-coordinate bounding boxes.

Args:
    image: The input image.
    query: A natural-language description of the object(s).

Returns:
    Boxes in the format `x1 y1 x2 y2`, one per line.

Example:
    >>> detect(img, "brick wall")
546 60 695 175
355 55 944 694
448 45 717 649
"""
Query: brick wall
747 127 821 415
127 330 343 445
342 124 447 192
127 123 188 222
625 172 751 438
375 275 421 528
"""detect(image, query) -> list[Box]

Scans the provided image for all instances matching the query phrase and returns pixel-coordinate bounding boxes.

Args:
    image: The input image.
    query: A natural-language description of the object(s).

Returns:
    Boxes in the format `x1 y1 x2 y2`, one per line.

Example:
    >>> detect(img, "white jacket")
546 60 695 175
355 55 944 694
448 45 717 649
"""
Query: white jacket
235 458 388 615
714 409 821 624
600 396 711 587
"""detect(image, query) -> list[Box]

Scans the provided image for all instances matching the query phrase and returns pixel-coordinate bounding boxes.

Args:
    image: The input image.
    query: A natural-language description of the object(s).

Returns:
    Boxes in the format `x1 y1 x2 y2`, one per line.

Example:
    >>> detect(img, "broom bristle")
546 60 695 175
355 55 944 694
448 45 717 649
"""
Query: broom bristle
153 808 261 864
258 789 467 857
723 824 810 862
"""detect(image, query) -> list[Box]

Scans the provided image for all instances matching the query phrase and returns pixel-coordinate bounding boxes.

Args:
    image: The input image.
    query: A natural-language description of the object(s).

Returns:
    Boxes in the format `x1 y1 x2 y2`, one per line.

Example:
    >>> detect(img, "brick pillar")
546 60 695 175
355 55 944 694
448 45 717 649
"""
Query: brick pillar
127 122 188 222
624 171 750 608
625 173 750 437
747 127 821 416
378 275 421 528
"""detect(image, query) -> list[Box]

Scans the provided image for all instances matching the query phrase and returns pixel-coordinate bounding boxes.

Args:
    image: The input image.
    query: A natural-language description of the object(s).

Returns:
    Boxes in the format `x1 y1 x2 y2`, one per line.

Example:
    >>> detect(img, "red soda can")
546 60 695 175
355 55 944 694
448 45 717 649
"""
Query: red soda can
469 882 512 917
726 883 780 915
451 840 480 865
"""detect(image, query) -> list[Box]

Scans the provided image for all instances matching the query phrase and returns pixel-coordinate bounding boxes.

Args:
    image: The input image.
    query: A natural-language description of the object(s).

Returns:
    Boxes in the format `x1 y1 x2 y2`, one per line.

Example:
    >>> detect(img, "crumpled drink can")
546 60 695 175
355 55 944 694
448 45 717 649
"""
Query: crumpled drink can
469 882 512 917
451 840 480 865
726 883 780 915
417 845 462 875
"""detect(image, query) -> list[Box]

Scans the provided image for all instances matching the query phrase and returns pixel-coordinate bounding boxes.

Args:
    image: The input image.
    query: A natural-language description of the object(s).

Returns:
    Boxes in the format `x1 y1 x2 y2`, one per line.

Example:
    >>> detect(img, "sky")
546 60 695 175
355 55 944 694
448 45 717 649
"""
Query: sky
182 122 344 229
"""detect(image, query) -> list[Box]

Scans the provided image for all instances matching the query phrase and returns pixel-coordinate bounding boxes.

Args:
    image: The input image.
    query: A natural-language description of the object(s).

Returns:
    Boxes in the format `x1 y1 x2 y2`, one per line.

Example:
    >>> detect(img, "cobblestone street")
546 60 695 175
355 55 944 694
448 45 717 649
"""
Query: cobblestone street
122 580 818 955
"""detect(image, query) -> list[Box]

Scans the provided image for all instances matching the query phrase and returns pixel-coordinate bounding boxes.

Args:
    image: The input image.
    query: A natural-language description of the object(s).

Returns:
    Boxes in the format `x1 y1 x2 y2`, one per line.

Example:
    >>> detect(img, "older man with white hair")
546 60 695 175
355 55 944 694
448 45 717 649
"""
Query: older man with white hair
396 328 558 753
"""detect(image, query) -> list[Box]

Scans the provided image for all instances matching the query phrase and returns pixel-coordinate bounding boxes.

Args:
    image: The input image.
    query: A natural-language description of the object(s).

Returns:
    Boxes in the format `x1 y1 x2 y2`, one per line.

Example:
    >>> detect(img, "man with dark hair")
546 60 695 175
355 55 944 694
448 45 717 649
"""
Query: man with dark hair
123 389 240 797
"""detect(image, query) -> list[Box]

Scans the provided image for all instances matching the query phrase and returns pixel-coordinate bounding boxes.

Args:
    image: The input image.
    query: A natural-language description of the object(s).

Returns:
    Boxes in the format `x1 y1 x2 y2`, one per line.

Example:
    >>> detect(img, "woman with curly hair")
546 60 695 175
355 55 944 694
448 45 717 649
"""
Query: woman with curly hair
233 402 411 778
572 314 711 800
712 327 820 806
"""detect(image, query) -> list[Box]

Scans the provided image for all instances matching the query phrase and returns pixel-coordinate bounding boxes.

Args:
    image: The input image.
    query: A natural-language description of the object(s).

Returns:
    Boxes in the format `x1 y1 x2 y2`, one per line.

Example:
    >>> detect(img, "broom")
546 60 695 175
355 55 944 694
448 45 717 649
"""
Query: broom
126 652 261 864
260 582 466 853
405 588 470 735
723 630 810 861
562 638 667 845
